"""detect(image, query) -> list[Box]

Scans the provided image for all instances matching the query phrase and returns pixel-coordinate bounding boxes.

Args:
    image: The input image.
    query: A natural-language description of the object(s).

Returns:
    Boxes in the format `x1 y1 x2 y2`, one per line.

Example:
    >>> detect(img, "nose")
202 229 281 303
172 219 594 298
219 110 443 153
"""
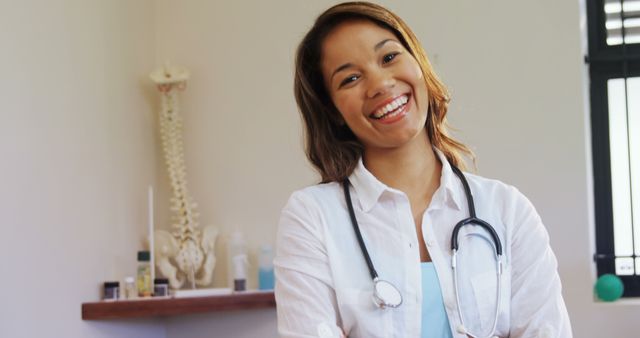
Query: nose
365 69 395 99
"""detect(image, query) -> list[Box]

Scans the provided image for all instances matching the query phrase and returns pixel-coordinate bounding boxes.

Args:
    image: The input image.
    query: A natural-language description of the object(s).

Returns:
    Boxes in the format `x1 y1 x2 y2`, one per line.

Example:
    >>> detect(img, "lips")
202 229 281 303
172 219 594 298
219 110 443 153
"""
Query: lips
370 94 410 120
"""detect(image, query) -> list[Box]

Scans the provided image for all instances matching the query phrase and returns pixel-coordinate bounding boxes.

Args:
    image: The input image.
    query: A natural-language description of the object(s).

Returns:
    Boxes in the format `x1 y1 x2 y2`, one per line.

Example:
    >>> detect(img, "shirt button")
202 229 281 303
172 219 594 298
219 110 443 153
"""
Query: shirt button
456 324 467 334
426 240 435 247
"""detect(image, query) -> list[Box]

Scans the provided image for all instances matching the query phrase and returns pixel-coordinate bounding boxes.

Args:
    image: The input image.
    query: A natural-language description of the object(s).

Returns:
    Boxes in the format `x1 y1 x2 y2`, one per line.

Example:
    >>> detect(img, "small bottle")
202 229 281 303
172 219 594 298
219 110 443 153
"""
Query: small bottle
124 276 136 299
103 281 120 301
232 254 248 291
137 250 152 297
154 278 169 297
258 245 275 290
228 231 248 291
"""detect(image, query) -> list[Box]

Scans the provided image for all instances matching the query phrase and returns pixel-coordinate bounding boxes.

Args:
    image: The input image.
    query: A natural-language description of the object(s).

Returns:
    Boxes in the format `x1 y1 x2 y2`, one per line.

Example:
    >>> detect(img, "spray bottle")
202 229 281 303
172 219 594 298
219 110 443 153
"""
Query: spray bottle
228 231 248 291
258 244 275 290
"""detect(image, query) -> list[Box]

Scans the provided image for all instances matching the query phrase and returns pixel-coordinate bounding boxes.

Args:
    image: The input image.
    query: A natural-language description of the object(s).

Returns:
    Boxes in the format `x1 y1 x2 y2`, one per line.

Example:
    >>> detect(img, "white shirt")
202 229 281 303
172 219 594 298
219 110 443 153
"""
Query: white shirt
274 150 572 338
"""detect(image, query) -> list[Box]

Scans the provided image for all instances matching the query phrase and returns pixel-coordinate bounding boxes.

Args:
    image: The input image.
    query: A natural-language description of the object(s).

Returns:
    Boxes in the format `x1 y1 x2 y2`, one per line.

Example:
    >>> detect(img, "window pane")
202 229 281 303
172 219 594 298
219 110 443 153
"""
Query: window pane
617 257 634 275
608 78 633 257
605 0 640 45
629 78 640 259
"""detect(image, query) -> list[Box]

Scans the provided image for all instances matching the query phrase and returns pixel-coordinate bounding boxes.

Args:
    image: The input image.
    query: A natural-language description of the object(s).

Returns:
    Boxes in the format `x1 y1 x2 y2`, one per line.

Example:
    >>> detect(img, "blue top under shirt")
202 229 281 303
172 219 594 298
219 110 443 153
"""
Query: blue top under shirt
421 262 453 338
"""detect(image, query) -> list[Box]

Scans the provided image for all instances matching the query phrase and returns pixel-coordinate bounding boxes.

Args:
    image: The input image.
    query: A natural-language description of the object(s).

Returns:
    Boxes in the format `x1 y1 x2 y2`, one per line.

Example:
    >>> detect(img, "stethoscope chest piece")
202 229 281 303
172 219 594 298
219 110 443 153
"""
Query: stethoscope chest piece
372 277 402 309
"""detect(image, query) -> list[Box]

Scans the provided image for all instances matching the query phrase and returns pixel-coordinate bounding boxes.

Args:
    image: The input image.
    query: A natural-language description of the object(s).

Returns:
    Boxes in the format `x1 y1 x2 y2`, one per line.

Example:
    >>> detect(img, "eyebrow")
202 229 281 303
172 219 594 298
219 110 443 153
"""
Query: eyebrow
330 38 399 81
374 38 395 51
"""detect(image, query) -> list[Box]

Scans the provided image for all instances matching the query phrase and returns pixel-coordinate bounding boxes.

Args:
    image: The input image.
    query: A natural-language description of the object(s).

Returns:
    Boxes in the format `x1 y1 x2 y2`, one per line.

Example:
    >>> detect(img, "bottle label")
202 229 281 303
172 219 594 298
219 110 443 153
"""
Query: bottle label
103 286 119 300
154 284 169 297
137 265 152 297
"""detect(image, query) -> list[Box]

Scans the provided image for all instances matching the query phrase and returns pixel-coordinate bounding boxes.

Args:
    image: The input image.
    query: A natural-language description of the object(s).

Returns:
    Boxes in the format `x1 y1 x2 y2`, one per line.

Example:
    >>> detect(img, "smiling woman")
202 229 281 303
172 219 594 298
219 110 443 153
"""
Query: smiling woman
292 2 469 185
274 2 572 338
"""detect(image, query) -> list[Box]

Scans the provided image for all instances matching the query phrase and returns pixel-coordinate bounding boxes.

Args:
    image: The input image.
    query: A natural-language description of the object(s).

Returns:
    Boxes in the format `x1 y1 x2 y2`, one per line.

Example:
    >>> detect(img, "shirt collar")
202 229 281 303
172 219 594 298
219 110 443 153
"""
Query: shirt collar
348 158 388 213
347 148 464 213
433 148 464 212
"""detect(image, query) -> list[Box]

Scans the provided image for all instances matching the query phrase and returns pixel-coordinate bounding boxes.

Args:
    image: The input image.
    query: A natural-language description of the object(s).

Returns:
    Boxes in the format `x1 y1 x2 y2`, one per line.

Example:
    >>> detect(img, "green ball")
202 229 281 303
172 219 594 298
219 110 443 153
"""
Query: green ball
595 274 624 302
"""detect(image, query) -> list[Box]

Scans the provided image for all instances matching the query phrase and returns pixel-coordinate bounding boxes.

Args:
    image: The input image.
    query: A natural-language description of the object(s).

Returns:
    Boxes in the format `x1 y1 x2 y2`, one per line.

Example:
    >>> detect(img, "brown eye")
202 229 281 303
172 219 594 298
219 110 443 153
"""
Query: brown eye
340 74 360 87
382 52 400 64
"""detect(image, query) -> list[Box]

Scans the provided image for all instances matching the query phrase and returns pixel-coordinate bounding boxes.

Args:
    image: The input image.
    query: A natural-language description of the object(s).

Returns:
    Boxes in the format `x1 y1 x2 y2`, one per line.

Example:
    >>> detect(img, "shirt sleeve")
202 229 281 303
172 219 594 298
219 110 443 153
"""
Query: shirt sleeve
508 186 573 338
274 191 344 338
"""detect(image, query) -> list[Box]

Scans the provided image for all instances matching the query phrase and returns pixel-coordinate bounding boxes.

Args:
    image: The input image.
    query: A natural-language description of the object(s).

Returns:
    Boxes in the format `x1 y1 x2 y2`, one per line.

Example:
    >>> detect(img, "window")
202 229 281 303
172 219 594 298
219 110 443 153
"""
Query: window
588 0 640 296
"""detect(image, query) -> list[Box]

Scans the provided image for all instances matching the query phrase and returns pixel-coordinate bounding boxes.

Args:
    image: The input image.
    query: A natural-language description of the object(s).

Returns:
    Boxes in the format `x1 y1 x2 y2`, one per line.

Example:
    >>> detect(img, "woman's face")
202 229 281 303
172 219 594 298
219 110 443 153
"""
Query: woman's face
321 20 429 152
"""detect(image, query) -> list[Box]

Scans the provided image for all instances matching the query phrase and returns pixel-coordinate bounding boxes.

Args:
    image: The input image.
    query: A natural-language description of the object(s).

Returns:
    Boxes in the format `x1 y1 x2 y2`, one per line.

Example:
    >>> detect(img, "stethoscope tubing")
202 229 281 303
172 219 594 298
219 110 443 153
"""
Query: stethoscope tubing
449 165 502 256
452 242 503 338
343 179 379 281
449 165 503 337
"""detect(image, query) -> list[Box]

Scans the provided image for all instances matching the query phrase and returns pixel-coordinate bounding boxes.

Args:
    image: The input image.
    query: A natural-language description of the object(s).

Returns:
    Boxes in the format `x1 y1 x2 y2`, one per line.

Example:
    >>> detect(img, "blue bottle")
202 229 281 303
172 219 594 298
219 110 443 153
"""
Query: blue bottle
258 245 275 290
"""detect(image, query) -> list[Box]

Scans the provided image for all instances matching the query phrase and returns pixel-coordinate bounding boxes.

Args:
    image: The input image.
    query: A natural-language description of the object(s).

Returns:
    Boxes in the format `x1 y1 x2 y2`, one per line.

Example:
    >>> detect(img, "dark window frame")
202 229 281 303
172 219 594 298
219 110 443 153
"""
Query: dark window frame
588 0 640 296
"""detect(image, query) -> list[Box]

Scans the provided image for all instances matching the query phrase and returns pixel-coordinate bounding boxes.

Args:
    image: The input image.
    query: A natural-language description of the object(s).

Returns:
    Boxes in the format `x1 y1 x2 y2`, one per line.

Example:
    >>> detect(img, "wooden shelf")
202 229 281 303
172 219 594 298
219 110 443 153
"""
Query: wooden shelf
82 291 275 320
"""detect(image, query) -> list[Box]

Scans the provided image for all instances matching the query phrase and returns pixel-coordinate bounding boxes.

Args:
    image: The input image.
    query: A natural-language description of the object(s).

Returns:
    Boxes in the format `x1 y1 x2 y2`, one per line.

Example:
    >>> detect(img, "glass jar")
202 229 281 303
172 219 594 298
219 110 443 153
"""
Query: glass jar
154 278 169 297
103 281 120 301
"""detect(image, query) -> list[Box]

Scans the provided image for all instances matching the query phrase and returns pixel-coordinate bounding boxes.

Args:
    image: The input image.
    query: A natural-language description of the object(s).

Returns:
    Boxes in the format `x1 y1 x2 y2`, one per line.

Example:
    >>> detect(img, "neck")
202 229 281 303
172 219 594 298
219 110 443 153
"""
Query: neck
362 131 441 197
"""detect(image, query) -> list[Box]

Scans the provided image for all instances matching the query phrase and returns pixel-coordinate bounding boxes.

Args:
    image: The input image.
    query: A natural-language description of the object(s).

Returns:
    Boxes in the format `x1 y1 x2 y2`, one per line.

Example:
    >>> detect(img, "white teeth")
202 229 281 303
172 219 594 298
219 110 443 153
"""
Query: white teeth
373 95 409 118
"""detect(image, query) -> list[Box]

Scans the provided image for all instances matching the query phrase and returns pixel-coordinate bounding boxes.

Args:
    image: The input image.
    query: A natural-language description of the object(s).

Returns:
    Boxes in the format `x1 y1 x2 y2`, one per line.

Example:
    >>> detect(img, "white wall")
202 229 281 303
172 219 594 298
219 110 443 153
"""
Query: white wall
3 0 638 337
0 1 164 337
155 0 640 337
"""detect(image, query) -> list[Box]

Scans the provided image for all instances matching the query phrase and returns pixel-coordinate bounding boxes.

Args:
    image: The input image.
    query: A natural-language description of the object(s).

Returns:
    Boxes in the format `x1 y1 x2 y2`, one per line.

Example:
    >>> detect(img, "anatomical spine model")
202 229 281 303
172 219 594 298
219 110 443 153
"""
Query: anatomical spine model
150 64 218 289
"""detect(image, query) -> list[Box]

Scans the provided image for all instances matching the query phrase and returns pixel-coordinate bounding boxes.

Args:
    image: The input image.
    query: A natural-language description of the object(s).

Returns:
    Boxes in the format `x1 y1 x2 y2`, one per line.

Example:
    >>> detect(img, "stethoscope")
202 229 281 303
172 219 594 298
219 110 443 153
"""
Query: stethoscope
342 163 503 338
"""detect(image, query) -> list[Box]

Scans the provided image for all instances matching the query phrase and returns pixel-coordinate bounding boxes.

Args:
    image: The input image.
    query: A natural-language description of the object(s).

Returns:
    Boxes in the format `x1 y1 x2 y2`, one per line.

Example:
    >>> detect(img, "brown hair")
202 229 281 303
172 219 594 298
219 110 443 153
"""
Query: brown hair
294 1 473 183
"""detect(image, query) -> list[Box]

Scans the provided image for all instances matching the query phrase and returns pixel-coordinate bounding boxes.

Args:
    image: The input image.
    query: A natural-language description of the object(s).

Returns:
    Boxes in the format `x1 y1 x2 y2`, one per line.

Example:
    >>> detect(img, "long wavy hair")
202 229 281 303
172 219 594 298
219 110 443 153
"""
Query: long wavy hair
294 1 473 183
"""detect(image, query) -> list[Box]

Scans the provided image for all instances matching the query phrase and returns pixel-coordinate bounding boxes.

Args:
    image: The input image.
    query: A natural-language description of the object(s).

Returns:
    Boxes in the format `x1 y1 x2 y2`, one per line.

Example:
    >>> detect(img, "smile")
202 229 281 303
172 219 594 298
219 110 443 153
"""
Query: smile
370 94 409 120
